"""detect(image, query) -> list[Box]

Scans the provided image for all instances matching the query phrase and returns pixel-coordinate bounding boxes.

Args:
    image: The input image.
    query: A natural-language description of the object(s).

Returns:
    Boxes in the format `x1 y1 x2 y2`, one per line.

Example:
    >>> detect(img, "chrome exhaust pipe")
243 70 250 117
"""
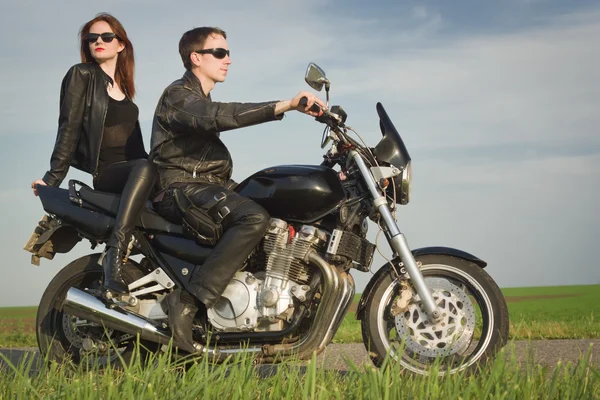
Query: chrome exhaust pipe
265 250 353 360
315 271 355 352
63 288 266 362
62 287 172 346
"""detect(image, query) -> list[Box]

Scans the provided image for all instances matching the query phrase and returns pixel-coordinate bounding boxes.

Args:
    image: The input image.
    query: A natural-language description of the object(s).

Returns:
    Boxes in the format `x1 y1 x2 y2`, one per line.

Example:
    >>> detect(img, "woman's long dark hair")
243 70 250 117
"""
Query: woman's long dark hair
79 13 136 98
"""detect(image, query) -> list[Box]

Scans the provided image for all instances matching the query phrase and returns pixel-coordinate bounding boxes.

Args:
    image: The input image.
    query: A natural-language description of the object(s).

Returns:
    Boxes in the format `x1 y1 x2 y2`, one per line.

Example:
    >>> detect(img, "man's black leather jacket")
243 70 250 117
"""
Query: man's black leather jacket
42 63 145 187
150 70 282 191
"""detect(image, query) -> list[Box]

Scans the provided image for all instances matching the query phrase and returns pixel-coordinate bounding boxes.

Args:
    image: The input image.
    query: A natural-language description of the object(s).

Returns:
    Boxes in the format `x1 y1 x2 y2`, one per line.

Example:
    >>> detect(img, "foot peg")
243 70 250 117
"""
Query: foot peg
103 291 138 307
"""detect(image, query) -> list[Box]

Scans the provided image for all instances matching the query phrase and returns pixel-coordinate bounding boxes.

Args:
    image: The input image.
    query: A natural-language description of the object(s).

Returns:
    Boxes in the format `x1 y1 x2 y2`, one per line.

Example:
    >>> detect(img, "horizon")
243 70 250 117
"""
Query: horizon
1 0 599 306
2 282 597 308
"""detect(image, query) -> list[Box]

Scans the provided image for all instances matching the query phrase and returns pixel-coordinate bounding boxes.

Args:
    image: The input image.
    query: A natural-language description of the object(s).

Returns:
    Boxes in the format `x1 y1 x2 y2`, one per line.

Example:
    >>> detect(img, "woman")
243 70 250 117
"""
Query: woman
31 13 154 297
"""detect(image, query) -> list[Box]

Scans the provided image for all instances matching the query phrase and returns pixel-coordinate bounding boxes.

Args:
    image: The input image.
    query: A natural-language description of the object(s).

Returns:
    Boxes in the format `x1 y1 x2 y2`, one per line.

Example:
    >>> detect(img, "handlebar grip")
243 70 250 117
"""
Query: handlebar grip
299 96 322 113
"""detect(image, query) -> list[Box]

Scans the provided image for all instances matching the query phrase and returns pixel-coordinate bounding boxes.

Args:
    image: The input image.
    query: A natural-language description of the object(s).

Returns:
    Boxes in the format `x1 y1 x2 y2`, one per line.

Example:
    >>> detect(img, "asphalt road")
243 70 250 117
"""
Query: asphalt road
1 340 598 376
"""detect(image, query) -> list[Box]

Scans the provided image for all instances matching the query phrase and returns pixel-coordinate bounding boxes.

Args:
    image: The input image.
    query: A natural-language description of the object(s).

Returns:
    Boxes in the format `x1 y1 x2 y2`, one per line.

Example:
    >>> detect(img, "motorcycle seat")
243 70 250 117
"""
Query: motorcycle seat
77 185 184 235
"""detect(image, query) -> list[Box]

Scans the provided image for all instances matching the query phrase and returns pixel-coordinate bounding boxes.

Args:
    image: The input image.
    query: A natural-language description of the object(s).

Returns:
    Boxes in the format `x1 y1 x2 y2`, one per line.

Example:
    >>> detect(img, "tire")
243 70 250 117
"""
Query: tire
361 255 509 375
36 253 156 368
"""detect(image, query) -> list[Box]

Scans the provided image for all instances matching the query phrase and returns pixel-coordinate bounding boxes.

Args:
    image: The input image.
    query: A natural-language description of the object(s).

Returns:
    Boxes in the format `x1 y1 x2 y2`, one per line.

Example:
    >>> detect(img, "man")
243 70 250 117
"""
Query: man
150 27 325 353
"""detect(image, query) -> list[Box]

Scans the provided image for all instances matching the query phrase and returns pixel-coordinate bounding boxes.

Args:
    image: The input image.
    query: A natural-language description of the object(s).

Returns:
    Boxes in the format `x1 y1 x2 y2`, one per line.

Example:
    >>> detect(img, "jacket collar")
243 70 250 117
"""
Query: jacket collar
92 63 136 99
91 62 115 87
183 70 210 99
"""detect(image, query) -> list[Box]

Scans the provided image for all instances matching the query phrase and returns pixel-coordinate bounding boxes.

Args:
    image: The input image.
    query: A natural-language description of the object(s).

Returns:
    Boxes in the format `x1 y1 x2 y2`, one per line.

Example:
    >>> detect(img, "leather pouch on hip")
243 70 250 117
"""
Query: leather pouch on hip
173 188 230 246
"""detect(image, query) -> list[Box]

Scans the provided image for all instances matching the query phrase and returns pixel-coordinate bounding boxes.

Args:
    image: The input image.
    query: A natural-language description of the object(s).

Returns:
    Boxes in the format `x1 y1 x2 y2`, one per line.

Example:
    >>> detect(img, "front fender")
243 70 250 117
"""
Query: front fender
355 246 486 320
411 247 487 268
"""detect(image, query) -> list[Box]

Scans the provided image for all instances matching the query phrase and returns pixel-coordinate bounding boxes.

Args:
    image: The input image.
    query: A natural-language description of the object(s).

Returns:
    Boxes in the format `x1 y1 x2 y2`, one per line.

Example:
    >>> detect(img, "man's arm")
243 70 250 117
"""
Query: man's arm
164 87 326 135
165 86 282 134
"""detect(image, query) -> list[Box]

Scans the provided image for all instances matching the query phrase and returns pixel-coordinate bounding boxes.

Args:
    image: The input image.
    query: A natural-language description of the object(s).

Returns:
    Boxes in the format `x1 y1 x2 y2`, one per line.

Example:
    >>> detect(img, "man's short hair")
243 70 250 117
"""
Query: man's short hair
179 27 227 70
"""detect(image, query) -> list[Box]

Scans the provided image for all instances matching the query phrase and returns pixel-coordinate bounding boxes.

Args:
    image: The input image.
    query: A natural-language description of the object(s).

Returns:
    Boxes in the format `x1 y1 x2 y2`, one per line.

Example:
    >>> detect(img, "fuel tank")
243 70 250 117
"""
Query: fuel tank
236 165 345 223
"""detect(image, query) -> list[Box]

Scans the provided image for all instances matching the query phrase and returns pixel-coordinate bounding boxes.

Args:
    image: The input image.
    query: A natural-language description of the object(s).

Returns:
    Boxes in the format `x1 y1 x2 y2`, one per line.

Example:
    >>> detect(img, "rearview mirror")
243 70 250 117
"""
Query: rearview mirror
305 63 329 92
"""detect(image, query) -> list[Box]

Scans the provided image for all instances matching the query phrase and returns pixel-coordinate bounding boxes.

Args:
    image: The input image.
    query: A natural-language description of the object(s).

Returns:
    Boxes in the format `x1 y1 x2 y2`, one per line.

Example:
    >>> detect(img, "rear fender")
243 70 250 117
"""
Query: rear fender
36 184 115 240
355 246 487 320
24 215 81 266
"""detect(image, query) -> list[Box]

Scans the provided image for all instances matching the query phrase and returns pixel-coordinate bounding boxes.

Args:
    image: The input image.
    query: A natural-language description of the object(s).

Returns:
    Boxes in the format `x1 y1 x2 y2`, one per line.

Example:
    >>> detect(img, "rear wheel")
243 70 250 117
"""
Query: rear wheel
36 254 155 367
361 255 509 375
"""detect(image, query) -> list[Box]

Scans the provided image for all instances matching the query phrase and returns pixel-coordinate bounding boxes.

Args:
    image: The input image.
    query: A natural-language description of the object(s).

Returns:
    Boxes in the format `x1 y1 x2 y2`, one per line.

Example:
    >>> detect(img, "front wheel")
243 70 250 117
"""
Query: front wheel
361 255 509 375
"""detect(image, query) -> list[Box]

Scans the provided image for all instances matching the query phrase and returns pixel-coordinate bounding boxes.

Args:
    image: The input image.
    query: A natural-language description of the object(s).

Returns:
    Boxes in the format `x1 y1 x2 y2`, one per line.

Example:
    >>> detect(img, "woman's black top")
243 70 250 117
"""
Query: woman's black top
98 96 147 170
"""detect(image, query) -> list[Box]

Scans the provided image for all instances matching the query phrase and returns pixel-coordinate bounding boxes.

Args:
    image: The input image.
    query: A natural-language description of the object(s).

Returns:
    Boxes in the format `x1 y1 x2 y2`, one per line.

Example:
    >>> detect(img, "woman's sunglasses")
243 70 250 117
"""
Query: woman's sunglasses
195 48 230 59
85 32 119 43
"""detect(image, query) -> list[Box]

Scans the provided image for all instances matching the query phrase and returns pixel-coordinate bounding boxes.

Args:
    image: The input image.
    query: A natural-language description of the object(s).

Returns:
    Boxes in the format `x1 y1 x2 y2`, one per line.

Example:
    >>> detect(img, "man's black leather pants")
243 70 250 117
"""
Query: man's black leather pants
155 183 270 308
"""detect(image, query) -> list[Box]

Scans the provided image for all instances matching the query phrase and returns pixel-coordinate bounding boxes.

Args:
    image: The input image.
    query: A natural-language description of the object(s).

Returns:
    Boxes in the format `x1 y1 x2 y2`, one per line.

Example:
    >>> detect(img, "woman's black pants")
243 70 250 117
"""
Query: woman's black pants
93 159 156 249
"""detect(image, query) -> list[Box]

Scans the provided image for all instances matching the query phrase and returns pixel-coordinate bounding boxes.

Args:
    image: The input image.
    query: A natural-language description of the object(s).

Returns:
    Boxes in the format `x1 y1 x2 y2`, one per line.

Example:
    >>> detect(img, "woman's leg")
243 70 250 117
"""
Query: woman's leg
94 159 156 295
93 162 130 193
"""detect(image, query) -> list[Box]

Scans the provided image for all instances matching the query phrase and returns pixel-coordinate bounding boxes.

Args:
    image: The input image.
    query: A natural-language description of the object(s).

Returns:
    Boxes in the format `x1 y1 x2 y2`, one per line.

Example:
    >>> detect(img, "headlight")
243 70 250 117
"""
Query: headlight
397 161 411 205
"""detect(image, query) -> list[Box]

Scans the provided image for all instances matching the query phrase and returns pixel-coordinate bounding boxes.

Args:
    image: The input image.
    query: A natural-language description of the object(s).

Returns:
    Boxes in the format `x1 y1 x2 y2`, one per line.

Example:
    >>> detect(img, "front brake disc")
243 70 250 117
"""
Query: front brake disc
394 277 476 358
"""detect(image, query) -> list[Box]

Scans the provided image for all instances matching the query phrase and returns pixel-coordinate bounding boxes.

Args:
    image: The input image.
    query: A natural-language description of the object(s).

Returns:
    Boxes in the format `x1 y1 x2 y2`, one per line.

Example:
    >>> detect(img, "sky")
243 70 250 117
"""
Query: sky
0 0 598 306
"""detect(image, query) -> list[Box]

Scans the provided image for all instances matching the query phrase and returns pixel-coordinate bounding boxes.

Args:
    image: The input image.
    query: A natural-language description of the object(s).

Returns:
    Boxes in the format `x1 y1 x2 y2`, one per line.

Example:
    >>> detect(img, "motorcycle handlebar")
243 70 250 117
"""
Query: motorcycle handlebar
299 96 322 113
299 96 345 127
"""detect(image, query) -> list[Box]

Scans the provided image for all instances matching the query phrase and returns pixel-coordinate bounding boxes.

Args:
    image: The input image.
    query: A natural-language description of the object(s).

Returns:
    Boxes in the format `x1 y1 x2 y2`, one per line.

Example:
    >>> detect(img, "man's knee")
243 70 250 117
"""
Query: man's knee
234 201 270 236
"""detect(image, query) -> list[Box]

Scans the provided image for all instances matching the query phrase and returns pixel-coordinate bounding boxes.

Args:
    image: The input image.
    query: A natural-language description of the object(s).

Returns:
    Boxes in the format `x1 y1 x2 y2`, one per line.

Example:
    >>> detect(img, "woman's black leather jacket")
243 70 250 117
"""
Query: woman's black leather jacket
42 63 145 187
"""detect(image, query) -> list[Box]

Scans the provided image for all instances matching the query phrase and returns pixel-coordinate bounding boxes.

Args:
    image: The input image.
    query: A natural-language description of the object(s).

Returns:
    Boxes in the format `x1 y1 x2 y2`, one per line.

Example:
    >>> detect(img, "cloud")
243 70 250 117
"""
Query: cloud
326 9 600 153
1 2 600 305
412 5 429 19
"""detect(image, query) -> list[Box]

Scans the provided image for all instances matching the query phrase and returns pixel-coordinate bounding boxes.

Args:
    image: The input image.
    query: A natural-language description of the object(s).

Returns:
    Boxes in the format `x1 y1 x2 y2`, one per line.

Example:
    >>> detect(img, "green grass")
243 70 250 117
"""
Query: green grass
1 284 598 348
0 342 598 399
502 285 599 339
0 306 37 319
0 327 37 348
0 306 37 348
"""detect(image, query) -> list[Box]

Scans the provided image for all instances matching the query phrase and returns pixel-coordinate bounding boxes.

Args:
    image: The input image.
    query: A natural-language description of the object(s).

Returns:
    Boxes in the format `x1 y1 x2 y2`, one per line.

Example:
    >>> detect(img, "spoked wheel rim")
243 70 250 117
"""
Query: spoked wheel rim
377 264 495 374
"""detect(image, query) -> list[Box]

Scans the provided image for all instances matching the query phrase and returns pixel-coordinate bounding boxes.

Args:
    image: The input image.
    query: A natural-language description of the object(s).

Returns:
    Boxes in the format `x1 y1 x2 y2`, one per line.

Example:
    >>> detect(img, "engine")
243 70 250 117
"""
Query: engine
207 218 328 332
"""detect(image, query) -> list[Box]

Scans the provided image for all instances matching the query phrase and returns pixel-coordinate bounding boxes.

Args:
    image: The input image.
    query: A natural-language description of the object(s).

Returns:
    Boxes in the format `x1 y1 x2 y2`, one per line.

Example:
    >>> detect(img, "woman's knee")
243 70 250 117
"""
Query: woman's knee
131 159 156 181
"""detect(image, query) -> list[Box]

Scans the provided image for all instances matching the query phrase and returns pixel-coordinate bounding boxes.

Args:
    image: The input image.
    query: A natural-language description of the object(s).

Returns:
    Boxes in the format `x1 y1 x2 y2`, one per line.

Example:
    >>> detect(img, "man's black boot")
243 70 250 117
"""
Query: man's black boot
101 245 129 296
164 289 199 354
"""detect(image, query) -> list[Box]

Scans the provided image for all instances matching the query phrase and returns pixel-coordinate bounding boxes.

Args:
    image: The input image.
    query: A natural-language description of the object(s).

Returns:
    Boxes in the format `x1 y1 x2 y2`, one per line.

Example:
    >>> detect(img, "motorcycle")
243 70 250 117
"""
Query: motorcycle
25 63 509 374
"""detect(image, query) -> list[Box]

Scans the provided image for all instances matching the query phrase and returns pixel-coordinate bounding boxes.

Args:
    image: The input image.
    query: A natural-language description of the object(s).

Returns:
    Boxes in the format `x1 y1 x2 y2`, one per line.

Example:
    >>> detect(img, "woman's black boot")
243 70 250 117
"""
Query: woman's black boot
99 160 156 297
101 245 129 295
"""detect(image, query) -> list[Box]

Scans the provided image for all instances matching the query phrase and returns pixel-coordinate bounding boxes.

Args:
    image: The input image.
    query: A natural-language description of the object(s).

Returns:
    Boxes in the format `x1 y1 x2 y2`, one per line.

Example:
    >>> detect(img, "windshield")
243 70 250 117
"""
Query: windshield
373 103 411 170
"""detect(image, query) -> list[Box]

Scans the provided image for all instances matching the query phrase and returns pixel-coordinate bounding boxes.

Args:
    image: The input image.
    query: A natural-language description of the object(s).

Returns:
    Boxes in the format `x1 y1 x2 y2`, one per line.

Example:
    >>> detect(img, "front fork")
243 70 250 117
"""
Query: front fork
351 151 441 323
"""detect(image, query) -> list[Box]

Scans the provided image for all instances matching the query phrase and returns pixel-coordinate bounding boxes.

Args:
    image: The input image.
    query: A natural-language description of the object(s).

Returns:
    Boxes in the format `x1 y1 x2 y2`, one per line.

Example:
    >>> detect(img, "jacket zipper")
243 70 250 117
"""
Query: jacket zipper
93 75 112 178
192 144 211 178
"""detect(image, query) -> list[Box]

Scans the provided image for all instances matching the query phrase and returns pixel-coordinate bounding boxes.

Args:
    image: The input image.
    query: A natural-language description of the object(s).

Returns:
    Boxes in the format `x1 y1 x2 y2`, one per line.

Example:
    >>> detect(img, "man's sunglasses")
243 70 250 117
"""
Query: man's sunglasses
85 32 119 43
195 48 230 59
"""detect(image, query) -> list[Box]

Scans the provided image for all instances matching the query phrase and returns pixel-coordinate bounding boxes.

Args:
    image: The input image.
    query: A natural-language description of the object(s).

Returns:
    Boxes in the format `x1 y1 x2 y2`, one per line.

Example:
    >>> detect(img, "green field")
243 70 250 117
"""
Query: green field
1 285 598 398
502 285 598 339
0 284 597 348
0 306 37 347
1 343 598 399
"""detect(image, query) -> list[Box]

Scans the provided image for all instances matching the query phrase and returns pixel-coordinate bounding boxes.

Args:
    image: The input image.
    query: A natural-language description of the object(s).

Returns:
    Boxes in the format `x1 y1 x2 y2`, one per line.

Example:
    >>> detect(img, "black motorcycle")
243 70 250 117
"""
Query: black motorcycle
26 63 509 374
